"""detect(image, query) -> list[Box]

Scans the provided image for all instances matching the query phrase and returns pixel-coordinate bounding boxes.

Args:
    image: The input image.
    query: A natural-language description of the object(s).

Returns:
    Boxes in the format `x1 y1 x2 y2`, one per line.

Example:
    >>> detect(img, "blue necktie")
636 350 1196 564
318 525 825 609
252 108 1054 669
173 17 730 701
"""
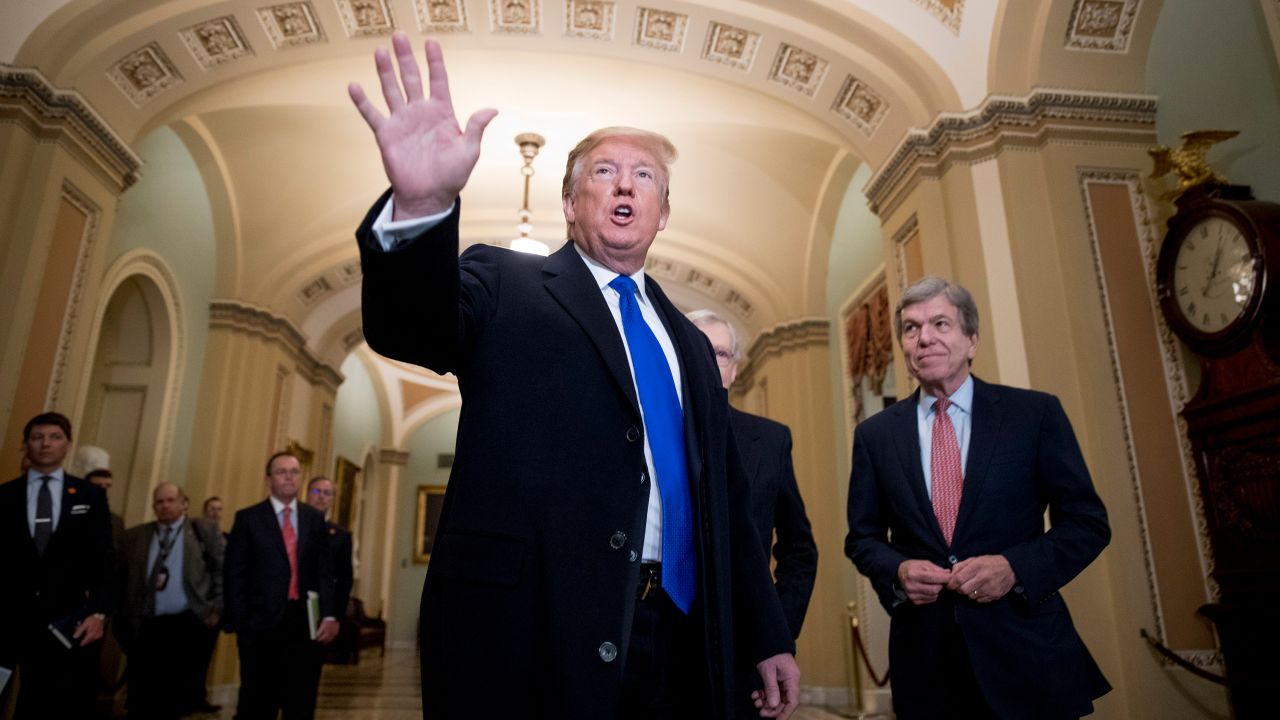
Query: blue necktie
609 275 696 613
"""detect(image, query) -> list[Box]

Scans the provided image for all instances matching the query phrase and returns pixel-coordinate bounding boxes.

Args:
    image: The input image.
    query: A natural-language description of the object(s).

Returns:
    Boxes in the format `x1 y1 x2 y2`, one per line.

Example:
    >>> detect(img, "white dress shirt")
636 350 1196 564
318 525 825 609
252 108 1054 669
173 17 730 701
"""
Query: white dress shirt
26 468 65 536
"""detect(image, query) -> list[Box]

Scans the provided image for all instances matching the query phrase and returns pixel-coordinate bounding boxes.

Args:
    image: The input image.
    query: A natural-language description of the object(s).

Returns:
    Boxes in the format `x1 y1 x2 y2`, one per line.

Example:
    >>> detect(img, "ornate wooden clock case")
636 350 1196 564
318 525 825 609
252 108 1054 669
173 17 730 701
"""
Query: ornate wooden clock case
1154 184 1280 717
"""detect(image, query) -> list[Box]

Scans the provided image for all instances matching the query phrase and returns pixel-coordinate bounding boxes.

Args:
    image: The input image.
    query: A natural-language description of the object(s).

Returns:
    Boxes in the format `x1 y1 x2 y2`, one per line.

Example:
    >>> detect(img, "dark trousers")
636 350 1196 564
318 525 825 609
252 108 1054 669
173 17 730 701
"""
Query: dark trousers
127 610 206 719
894 613 996 720
616 588 707 720
235 601 322 720
10 625 100 719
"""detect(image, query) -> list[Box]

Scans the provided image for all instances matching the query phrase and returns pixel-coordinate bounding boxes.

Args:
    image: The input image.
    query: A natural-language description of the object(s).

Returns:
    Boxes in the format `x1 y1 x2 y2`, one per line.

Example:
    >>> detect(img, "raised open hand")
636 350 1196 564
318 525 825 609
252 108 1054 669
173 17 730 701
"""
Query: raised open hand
349 33 498 220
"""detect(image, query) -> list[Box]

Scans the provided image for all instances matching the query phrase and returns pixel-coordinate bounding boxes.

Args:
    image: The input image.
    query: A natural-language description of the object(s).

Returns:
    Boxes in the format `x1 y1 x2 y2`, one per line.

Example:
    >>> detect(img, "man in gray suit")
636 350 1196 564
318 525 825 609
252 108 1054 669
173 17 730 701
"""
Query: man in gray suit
119 483 225 719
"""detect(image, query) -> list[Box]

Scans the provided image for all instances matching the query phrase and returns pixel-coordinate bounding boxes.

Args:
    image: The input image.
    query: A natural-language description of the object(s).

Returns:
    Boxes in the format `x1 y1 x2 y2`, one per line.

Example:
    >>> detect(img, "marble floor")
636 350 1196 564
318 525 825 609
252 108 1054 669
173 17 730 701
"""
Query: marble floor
202 648 858 719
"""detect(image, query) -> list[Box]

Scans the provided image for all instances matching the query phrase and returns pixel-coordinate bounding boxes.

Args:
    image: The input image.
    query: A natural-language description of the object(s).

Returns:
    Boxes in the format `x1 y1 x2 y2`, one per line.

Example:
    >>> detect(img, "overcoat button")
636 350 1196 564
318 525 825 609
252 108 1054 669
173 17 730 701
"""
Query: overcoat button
640 472 648 485
609 531 627 549
626 426 641 442
628 550 639 563
598 642 618 662
947 555 958 566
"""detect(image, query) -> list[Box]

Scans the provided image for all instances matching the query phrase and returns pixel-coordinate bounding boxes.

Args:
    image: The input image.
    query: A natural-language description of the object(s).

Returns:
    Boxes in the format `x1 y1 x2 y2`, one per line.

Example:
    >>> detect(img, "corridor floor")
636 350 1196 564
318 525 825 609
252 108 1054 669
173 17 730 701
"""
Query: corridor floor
206 649 854 719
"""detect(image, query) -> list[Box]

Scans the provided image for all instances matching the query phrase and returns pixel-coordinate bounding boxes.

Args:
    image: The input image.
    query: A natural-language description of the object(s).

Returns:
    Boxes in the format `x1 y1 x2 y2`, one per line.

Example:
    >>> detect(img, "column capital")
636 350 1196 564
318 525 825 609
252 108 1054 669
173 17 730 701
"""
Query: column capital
865 88 1158 217
0 65 141 192
378 448 410 466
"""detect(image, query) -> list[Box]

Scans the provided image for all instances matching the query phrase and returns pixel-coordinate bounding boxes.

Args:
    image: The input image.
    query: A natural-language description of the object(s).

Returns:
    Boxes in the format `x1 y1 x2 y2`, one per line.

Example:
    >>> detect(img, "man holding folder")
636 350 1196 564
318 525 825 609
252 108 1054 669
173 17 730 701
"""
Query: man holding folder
223 451 339 720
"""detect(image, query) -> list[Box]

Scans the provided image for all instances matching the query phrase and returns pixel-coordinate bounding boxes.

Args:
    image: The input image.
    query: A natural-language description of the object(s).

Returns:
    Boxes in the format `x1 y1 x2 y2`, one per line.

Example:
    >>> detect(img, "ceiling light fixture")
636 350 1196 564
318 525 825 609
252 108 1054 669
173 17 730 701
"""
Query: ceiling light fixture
510 132 549 256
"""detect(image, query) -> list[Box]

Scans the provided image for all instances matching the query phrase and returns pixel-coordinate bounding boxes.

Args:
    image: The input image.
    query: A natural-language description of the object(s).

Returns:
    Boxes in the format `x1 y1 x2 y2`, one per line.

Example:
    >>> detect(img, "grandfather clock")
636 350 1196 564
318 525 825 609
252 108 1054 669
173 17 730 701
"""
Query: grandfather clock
1154 183 1280 717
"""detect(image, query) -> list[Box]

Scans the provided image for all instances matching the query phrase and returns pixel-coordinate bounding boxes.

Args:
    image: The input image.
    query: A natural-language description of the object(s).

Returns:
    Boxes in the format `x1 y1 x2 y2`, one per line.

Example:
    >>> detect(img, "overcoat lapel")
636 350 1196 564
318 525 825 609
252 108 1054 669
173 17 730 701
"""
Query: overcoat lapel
542 243 641 418
644 276 706 485
261 502 289 563
8 481 38 557
953 378 1002 544
889 390 942 542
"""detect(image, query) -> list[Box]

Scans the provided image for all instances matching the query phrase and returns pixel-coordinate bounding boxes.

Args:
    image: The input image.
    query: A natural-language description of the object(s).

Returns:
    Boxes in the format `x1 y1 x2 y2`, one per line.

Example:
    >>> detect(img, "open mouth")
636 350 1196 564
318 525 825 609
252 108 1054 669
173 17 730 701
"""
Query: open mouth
611 204 634 223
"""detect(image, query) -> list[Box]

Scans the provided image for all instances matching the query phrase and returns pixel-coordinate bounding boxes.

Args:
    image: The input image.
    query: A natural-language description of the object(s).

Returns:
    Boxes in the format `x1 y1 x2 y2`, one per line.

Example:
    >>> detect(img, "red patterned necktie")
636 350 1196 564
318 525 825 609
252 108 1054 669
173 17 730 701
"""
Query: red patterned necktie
931 398 963 545
282 506 299 600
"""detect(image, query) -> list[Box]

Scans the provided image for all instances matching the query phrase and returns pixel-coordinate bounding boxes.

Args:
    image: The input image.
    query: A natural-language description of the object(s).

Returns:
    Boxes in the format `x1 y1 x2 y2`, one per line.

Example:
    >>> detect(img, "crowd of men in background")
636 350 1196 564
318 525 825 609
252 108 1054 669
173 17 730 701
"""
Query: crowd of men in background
0 412 357 720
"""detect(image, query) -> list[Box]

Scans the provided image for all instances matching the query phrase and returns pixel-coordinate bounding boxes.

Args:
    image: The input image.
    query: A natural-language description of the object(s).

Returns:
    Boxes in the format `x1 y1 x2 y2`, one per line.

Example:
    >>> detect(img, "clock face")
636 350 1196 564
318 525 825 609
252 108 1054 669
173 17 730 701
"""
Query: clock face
1171 216 1257 334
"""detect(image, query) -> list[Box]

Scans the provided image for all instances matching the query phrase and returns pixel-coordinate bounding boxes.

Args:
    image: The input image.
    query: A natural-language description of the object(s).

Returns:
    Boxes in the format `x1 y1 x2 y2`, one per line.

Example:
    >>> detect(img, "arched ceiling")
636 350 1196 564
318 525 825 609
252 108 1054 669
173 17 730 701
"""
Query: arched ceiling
5 0 1166 385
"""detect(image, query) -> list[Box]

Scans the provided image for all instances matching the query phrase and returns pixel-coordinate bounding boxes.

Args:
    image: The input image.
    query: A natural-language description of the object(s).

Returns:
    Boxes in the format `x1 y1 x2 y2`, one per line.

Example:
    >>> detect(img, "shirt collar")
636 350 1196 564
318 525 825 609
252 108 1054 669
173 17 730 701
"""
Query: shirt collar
158 515 187 532
27 468 65 484
269 495 298 516
918 374 974 416
573 243 648 302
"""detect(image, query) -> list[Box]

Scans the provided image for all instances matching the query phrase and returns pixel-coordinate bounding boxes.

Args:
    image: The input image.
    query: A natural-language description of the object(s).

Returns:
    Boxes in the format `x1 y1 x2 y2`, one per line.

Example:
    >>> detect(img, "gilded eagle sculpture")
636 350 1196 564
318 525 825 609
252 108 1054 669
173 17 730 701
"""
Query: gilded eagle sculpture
1149 129 1239 200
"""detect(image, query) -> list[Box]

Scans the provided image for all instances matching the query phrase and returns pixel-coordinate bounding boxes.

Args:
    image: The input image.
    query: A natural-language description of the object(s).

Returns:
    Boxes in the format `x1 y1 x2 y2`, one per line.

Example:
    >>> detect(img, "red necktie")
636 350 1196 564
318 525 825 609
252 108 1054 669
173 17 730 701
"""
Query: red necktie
282 506 299 600
931 398 963 545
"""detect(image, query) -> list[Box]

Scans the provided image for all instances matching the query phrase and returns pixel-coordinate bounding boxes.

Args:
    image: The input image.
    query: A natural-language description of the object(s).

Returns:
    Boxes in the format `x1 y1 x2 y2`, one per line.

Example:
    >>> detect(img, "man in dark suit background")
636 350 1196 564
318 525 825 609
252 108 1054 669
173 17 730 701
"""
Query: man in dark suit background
688 310 818 718
844 276 1111 719
0 412 114 718
348 33 799 719
119 482 224 719
304 477 353 622
223 452 339 720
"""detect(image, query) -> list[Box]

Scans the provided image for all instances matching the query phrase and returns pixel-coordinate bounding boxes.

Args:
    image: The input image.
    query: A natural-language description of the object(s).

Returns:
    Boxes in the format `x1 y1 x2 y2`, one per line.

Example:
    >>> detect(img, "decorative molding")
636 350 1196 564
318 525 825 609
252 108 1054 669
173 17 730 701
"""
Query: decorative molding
45 181 101 412
0 66 141 191
107 42 183 107
180 16 254 69
912 0 965 34
891 213 919 293
832 74 889 137
1066 0 1142 53
767 43 828 98
208 299 344 391
738 318 830 384
1077 168 1217 651
865 89 1159 216
644 253 753 319
414 0 469 32
335 0 398 38
564 1 614 41
295 259 362 306
257 2 327 49
341 326 365 351
78 249 190 502
701 22 759 72
634 7 687 52
379 447 410 465
490 0 541 35
737 318 829 389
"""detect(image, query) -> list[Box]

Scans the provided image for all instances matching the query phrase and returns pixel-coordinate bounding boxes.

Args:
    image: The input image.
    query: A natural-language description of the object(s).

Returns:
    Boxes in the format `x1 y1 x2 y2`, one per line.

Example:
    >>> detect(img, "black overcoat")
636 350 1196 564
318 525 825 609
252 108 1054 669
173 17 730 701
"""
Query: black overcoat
357 196 792 719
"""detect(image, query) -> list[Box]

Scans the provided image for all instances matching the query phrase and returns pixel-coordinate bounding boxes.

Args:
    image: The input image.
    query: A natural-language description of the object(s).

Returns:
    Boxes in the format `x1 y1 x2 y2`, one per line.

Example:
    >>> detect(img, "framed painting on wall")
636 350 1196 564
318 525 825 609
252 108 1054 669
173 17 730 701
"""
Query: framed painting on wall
332 456 361 530
414 485 447 564
285 440 314 480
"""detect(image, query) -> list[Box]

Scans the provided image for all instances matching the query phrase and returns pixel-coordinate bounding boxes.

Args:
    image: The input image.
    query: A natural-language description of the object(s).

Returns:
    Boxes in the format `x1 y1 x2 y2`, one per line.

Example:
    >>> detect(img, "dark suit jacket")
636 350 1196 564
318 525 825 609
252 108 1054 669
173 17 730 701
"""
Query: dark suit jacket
845 377 1111 718
730 408 817 638
325 522 353 616
0 473 114 666
223 499 335 634
117 516 225 650
358 196 792 719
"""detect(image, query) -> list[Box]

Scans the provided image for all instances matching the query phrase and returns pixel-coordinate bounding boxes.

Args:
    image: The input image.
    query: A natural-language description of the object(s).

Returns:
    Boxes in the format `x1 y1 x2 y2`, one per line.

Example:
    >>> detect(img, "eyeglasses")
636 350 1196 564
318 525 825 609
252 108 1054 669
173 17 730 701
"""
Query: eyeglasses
309 488 334 496
713 349 735 367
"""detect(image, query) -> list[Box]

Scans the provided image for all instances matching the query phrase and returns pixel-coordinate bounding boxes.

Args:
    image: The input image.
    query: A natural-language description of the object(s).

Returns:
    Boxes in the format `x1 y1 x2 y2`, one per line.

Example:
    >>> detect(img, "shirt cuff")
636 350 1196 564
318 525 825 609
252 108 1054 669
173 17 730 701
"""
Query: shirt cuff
370 198 455 250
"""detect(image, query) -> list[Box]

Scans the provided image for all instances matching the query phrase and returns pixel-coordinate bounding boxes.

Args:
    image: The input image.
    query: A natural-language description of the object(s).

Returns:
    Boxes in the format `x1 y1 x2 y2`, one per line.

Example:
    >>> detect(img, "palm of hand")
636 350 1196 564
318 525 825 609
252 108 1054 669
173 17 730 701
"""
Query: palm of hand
377 101 475 214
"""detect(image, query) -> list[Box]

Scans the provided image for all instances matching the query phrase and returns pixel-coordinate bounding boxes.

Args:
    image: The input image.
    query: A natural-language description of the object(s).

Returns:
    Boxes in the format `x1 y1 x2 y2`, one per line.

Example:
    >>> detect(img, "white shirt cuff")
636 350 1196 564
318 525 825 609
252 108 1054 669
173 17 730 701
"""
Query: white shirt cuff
370 198 456 250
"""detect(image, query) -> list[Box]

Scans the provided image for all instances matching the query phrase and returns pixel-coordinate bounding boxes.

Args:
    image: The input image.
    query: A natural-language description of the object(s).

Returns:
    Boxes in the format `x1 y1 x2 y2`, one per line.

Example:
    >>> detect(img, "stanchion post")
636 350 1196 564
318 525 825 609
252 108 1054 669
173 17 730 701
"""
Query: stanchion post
835 600 866 718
